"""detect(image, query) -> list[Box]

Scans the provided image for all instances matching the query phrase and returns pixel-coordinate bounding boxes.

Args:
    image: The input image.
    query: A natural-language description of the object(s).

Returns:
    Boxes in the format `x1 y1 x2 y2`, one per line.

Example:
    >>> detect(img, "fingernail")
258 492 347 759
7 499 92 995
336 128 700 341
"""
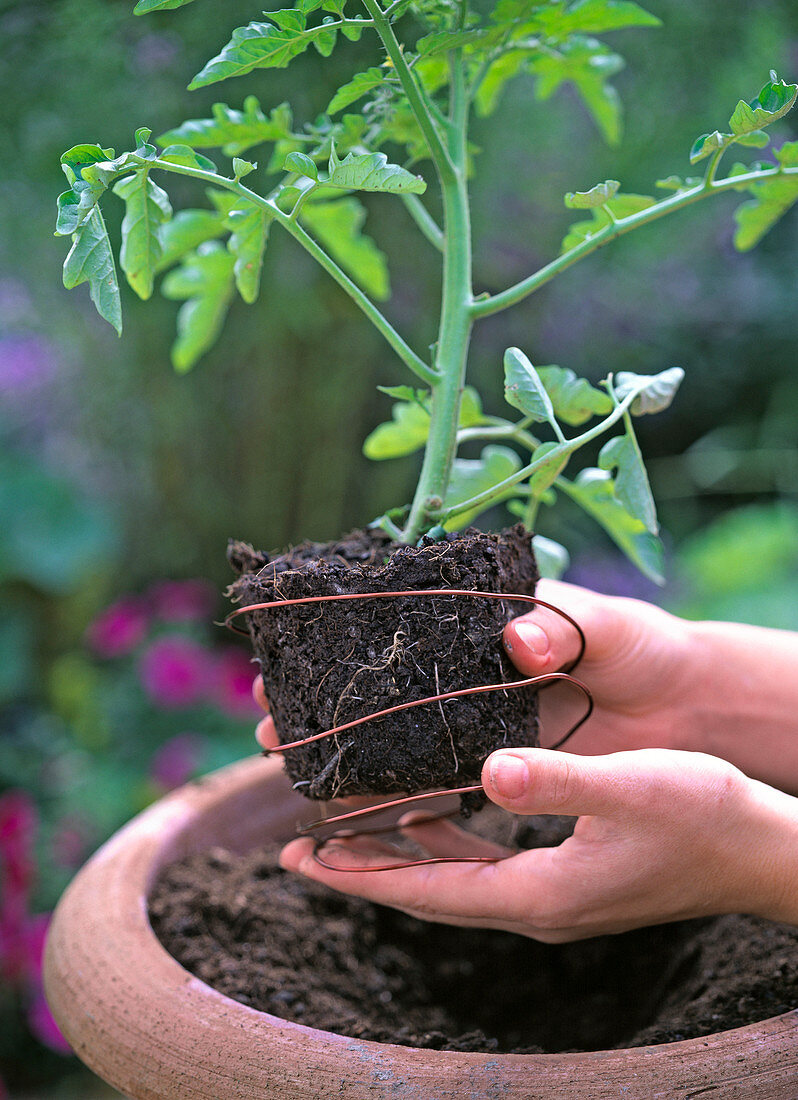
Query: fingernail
489 753 529 799
514 622 549 655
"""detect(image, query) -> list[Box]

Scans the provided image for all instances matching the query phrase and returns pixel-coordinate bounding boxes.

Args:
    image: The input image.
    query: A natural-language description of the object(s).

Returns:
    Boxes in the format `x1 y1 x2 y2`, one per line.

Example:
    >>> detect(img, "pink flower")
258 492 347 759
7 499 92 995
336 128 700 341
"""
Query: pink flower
149 734 203 791
0 791 36 926
87 597 149 658
27 988 72 1055
139 637 210 709
212 648 261 718
148 579 216 623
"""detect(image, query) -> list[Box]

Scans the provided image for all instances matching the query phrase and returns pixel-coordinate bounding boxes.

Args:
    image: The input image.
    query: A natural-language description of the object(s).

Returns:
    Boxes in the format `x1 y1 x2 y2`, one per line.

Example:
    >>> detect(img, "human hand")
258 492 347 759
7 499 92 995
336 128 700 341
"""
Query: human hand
505 579 700 756
278 746 798 941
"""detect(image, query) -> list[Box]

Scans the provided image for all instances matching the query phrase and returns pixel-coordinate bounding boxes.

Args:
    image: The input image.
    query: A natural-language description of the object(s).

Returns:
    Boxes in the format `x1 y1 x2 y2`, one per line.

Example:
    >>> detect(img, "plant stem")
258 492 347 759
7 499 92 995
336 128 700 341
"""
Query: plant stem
145 155 437 385
471 165 798 319
401 50 474 543
401 194 444 251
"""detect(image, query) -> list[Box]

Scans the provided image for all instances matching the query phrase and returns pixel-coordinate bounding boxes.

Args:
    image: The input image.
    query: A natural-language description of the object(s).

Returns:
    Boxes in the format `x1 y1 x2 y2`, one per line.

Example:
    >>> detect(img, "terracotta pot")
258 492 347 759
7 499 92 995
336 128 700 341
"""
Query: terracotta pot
44 755 798 1099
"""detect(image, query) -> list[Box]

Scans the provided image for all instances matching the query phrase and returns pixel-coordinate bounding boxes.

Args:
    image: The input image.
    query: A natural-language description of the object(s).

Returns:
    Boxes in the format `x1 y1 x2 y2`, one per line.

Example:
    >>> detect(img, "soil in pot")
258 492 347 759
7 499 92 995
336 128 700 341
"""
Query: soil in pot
149 834 798 1054
227 525 540 804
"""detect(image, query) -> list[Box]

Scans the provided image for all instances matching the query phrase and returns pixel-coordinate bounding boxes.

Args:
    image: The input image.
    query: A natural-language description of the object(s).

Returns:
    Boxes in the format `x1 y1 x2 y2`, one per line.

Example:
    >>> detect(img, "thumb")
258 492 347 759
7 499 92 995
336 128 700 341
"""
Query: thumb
482 748 630 819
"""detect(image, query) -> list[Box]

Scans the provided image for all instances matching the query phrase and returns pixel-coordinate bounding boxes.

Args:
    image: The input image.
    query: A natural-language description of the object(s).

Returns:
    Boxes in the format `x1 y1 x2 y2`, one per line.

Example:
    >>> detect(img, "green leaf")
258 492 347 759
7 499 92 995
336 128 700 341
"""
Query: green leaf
655 174 702 192
300 197 389 299
565 179 620 208
155 208 225 273
599 430 657 534
444 446 522 530
458 386 485 427
134 0 198 12
729 76 798 136
690 130 730 164
560 469 664 583
327 67 386 115
113 170 172 299
531 535 570 581
161 242 236 370
416 29 487 56
233 157 257 179
537 366 613 425
614 367 684 415
189 14 341 89
733 141 798 251
160 145 219 173
57 145 120 235
325 148 426 194
474 51 529 118
62 207 122 335
503 347 557 426
561 192 655 252
224 199 271 304
157 99 293 157
530 37 625 145
363 399 431 459
284 151 319 179
531 0 661 35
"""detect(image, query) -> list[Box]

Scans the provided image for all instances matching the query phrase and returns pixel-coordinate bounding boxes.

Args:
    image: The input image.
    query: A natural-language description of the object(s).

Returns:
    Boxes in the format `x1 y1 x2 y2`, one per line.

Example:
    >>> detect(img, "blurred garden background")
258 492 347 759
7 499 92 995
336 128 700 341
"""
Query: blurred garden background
1 0 797 1094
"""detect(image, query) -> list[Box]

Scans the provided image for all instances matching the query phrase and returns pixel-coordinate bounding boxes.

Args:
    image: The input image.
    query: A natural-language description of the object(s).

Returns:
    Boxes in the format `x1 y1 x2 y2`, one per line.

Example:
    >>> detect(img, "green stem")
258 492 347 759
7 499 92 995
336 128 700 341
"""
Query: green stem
471 165 798 319
146 155 437 386
401 50 474 542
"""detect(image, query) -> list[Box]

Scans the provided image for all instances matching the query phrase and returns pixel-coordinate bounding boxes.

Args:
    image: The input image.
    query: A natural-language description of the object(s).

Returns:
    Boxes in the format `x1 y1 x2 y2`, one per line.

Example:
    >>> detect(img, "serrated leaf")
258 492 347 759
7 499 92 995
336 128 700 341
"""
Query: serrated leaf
444 446 522 530
228 204 271 303
561 192 655 252
300 197 389 299
565 179 620 209
62 207 122 335
531 535 570 581
560 469 664 583
155 208 225 273
157 99 293 157
161 242 235 370
503 347 557 426
327 67 386 115
614 367 684 415
530 37 625 145
233 157 257 179
189 15 339 89
689 130 730 164
113 170 172 299
363 400 431 459
474 51 529 118
599 431 657 534
537 365 613 425
160 145 218 173
416 29 487 56
655 174 702 192
734 130 770 150
325 149 426 194
733 141 798 251
729 77 798 136
134 0 198 12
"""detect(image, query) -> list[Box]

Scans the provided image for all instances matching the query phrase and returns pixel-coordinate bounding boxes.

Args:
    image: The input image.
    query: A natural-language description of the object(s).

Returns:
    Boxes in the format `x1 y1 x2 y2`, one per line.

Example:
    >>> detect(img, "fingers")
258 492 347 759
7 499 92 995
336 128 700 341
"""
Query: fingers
503 579 620 676
252 675 280 750
482 747 641 819
252 674 268 713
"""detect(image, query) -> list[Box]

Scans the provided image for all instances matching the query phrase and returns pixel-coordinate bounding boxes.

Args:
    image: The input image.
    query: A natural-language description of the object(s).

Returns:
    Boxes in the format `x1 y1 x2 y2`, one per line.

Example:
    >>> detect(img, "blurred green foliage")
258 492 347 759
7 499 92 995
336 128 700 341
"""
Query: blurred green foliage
0 1 796 1091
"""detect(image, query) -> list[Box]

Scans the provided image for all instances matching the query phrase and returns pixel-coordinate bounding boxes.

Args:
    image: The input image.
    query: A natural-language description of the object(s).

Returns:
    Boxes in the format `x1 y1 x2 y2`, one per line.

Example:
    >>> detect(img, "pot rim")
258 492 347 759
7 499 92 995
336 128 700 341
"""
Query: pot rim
44 754 798 1099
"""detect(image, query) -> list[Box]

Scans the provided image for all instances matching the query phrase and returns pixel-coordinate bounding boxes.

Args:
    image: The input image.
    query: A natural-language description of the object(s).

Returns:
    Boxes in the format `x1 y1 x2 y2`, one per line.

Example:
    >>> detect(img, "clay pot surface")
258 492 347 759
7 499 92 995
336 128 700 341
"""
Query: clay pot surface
45 755 798 1100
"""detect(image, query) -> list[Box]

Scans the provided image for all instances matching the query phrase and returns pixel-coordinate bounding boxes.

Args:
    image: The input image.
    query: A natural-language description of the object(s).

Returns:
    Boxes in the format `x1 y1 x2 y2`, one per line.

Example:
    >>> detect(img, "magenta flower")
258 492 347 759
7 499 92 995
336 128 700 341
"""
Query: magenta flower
213 648 260 718
139 636 210 709
87 597 149 658
148 578 217 623
149 733 203 791
0 791 35 929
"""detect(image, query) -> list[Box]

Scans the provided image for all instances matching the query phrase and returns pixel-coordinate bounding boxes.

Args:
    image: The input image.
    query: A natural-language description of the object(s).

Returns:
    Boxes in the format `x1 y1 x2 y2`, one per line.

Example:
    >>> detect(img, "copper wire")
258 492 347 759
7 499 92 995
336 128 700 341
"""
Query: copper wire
226 588 593 872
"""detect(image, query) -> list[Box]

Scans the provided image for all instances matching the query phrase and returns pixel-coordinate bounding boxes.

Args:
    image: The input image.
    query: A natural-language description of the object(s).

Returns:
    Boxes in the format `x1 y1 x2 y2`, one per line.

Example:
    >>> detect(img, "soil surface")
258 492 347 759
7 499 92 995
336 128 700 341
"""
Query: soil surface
150 835 798 1054
227 526 540 804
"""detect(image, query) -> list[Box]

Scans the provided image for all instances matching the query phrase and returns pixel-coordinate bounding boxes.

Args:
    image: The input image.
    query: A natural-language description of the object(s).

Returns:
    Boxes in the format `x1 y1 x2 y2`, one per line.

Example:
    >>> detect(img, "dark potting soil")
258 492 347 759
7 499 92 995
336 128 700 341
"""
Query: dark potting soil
149 836 798 1054
227 526 539 805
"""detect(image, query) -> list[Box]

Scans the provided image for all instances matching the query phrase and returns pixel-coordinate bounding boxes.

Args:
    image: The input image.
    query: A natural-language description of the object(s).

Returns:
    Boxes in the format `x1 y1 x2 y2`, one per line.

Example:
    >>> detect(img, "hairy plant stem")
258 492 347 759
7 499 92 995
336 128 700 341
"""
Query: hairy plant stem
401 51 474 544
